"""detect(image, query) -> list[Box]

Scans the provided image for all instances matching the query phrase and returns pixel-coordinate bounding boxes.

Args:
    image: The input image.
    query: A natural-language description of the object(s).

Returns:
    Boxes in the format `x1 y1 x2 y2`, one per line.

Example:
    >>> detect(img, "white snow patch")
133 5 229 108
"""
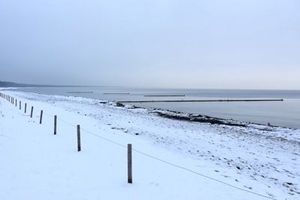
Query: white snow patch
0 89 299 200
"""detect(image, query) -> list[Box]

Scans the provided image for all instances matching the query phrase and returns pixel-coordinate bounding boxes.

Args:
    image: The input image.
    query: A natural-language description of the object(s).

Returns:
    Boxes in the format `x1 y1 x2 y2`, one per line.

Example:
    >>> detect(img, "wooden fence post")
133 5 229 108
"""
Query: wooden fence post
54 115 57 135
128 144 133 184
39 110 43 124
30 106 34 118
24 103 27 113
77 125 81 152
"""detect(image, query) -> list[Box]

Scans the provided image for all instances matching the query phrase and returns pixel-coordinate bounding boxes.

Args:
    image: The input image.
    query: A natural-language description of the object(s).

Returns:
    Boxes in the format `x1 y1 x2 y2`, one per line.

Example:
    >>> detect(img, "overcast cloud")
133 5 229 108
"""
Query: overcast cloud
0 0 299 89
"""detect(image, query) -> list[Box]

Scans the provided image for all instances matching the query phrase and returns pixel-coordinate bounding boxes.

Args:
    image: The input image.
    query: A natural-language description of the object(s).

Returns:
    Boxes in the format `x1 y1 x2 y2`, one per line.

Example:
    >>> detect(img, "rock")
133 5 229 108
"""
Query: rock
116 102 125 107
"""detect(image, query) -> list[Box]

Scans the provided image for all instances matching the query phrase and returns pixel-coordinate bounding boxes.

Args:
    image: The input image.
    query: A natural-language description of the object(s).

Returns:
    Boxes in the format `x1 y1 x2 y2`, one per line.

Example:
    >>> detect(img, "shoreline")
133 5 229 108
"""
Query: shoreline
2 88 299 135
6 87 300 129
7 87 300 130
116 101 294 130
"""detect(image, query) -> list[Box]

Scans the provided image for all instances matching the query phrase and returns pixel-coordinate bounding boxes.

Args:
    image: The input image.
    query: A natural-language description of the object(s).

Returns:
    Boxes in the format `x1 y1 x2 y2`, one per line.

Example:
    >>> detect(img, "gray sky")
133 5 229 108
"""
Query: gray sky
0 0 299 89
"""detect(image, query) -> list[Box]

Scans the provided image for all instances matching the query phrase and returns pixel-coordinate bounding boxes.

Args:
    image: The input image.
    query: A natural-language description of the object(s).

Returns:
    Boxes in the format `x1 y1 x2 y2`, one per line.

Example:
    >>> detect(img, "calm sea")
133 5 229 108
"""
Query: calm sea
17 87 300 129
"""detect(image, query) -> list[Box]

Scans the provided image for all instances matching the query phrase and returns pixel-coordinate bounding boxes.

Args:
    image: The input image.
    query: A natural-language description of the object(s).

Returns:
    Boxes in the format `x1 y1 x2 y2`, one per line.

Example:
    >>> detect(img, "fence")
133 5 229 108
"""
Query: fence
0 92 274 199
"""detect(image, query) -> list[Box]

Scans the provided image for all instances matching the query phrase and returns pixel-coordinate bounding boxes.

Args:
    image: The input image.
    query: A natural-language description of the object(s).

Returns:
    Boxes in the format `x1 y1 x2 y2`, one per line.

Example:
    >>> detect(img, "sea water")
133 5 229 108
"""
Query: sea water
17 87 300 129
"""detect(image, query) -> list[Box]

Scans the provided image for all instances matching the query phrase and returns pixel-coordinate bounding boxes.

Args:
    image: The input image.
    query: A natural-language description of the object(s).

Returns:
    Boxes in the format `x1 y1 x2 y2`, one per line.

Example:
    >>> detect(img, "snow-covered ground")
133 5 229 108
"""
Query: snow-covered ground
0 89 299 200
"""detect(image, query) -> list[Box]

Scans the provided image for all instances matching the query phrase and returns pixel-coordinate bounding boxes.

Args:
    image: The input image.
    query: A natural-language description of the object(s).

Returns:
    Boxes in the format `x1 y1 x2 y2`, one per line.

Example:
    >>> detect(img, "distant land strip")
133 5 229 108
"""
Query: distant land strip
118 99 284 103
67 91 94 94
103 92 130 95
144 94 186 97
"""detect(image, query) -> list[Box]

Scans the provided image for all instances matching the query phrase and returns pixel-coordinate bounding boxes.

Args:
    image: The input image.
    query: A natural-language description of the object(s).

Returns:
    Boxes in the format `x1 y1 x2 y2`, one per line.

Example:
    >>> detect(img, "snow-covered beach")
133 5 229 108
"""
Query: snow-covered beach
1 89 299 200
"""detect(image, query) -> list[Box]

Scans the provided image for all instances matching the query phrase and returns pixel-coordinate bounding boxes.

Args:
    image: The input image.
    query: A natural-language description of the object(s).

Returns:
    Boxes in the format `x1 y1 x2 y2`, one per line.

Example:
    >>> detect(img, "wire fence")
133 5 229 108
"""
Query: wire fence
0 92 274 200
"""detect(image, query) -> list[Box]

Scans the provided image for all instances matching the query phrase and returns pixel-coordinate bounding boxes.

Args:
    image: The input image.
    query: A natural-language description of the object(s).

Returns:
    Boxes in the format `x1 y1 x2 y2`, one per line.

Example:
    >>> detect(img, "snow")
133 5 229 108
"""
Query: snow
0 89 299 200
